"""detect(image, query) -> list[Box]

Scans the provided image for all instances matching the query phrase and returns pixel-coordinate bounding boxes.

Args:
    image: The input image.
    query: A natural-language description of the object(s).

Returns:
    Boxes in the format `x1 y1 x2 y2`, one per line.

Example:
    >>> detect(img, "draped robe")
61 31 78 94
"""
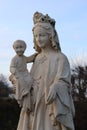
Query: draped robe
30 51 75 130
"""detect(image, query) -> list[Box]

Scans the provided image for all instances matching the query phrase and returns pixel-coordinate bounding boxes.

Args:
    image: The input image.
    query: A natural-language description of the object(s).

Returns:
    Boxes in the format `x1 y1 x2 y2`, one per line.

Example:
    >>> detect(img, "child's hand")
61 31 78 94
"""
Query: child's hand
13 85 16 93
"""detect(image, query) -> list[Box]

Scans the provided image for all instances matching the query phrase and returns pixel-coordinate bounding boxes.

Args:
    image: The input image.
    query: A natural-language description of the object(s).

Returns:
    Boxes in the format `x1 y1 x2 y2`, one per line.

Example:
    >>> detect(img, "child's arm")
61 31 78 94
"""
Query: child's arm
10 58 17 77
26 53 38 63
10 64 19 79
10 66 16 75
10 57 17 75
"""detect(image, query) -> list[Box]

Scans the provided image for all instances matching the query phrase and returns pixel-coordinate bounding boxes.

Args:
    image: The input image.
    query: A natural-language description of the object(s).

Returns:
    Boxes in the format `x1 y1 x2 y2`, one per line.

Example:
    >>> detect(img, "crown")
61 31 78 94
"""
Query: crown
33 12 55 28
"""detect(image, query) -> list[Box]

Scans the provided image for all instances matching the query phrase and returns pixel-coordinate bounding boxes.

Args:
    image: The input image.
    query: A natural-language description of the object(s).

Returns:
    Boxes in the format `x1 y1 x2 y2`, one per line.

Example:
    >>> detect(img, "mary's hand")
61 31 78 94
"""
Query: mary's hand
46 87 56 105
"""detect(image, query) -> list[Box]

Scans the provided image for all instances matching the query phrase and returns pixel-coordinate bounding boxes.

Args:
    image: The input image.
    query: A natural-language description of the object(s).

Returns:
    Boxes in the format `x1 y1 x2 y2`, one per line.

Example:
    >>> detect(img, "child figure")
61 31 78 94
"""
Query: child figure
9 40 37 130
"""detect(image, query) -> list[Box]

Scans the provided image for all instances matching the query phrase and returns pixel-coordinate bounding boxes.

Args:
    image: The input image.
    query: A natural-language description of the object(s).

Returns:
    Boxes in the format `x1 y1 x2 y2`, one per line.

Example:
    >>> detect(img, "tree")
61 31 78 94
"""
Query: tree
0 74 12 97
71 65 87 101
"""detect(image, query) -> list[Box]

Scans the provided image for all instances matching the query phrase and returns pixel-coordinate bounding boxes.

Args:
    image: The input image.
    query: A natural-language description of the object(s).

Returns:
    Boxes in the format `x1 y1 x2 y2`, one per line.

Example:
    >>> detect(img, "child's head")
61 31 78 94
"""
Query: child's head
13 40 27 56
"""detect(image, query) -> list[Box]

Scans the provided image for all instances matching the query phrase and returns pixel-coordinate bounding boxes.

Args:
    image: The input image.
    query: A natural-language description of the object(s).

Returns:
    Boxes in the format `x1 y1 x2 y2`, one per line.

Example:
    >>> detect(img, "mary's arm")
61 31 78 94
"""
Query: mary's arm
46 54 71 105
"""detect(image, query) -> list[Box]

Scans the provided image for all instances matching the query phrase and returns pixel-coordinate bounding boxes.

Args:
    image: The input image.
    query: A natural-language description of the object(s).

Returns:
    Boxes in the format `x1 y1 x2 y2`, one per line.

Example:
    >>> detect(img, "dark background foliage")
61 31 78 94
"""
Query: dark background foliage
0 98 20 130
0 98 87 130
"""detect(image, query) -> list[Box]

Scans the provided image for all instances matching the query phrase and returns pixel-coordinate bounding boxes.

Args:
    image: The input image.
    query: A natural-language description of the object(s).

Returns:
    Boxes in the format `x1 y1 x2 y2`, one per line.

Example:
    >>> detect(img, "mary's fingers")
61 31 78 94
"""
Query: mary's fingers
46 94 51 104
46 93 55 105
47 97 54 105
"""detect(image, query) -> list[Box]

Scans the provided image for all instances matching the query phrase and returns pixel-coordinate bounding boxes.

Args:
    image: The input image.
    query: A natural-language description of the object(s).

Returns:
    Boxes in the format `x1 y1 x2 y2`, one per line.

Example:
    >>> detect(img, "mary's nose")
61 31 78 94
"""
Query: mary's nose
36 36 41 42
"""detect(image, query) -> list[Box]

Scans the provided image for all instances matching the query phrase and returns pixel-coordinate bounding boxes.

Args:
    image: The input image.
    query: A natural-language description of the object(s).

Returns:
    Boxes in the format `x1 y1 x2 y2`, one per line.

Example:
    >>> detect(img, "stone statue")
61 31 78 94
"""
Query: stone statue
9 40 37 130
9 12 75 130
30 12 75 130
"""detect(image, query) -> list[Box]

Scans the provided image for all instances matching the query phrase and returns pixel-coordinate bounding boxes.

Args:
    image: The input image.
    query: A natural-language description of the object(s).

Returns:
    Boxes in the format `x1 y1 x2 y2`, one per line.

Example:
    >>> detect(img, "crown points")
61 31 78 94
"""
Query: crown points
33 12 55 27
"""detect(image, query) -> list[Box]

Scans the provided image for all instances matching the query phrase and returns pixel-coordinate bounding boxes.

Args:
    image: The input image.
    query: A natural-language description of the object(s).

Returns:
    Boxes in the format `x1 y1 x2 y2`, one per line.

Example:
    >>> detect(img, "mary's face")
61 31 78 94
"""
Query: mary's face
34 26 50 49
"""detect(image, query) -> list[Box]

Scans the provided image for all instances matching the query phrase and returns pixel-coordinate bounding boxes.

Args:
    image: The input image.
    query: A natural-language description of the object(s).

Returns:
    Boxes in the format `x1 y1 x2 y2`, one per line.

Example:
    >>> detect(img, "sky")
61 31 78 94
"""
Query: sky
0 0 87 78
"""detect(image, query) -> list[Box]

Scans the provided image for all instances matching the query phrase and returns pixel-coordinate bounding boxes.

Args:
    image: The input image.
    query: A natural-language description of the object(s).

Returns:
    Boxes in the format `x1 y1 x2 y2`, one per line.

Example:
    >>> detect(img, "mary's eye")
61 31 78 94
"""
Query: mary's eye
40 34 46 37
35 35 37 37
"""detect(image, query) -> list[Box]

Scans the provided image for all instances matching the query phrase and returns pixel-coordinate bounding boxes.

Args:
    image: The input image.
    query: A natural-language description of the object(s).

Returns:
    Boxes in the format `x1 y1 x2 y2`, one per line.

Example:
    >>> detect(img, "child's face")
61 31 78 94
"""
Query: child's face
14 42 26 56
